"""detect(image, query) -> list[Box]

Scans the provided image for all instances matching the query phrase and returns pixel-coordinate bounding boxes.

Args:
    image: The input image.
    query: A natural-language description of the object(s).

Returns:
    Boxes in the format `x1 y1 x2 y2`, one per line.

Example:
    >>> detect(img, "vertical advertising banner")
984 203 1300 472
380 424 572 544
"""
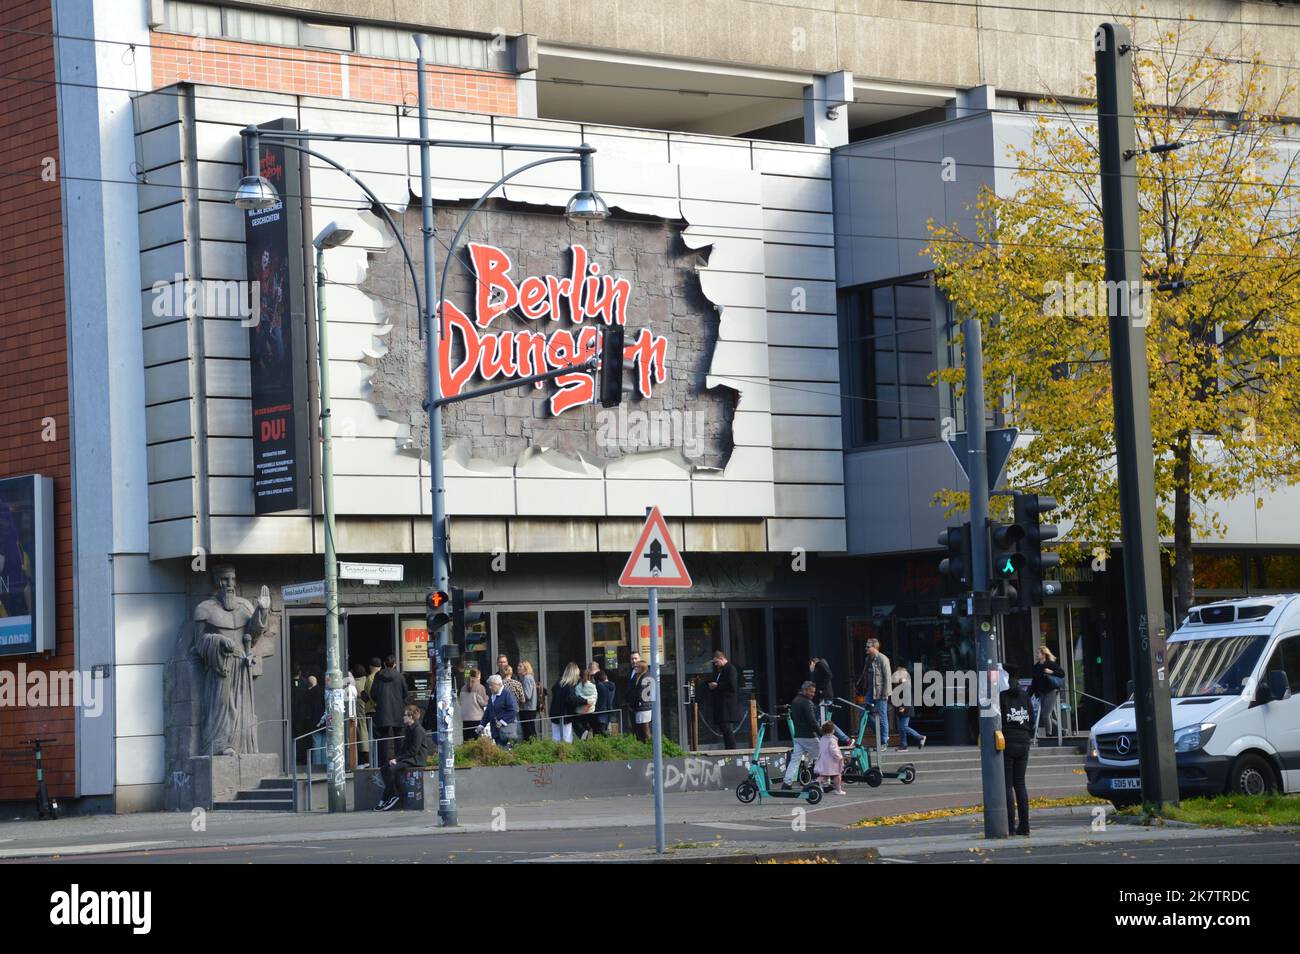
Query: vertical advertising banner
0 475 54 656
244 118 310 514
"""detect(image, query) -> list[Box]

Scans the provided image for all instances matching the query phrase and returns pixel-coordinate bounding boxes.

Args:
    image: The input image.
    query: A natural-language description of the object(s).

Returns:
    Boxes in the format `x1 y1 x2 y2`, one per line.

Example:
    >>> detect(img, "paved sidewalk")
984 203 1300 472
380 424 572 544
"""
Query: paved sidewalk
0 780 1092 860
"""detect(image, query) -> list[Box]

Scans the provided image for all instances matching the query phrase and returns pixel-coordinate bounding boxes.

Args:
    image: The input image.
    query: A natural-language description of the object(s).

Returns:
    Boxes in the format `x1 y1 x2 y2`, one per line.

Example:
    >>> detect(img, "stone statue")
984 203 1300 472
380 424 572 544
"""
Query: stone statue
192 564 271 756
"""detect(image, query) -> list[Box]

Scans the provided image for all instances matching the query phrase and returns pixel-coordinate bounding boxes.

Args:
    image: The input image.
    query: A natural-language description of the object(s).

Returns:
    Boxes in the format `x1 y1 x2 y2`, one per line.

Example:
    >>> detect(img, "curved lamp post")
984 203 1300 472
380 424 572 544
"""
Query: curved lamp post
231 42 610 825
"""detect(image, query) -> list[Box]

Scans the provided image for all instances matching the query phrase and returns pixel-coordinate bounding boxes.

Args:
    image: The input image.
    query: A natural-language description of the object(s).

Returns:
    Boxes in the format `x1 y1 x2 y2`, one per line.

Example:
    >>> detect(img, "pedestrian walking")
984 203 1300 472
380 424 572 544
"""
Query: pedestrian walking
707 650 741 749
574 666 598 738
550 662 581 743
375 704 431 812
459 668 489 740
370 656 406 765
781 681 821 789
632 658 653 742
517 661 539 740
892 665 926 751
814 721 847 794
478 674 520 745
1030 646 1067 744
1001 664 1034 835
863 639 892 749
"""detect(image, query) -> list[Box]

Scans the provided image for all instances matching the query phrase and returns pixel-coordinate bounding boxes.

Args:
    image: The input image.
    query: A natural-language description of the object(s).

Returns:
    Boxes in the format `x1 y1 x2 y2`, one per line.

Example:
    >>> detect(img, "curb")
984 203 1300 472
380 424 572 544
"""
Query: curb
525 844 883 864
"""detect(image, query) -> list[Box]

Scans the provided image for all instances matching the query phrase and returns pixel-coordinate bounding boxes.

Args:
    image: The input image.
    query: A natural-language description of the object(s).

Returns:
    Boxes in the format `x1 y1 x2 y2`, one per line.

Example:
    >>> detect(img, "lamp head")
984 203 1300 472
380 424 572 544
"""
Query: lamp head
233 126 278 210
314 221 354 250
565 146 610 222
233 175 278 210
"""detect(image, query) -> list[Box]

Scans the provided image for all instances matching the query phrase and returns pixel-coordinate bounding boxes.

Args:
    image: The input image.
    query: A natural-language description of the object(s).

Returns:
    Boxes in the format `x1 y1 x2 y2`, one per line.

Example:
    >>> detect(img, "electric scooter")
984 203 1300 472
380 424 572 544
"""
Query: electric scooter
21 738 59 819
832 698 916 787
735 712 823 805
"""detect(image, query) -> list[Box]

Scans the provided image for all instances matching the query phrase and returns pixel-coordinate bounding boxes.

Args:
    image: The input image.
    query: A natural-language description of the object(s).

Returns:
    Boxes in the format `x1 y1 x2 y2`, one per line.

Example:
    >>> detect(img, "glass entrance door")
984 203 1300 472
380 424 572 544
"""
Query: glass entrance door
680 607 722 749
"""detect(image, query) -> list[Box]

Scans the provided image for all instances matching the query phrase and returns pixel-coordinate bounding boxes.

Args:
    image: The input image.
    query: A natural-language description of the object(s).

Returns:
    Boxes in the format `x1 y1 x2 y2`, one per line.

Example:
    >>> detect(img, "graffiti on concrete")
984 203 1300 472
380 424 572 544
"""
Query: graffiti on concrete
643 757 723 791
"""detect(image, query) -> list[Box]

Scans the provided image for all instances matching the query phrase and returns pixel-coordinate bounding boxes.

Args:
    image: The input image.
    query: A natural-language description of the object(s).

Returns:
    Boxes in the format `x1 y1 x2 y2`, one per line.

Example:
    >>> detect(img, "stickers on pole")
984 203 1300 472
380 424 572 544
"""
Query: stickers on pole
618 506 692 588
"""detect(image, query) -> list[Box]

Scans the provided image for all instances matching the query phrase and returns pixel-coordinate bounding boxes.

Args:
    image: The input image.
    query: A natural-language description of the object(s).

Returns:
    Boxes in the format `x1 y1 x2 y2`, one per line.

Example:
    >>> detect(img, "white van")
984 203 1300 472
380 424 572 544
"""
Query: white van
1086 594 1300 806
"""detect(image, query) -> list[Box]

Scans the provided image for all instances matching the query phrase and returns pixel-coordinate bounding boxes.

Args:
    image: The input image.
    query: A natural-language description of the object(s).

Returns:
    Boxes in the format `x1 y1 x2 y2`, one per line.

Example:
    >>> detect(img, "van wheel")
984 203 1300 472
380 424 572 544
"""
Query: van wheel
1228 754 1276 797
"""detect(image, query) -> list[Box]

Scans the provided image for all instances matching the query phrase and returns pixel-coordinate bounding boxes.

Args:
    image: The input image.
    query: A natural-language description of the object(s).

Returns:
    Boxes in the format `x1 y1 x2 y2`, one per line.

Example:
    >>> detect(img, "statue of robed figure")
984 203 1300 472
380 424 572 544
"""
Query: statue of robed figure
193 565 272 756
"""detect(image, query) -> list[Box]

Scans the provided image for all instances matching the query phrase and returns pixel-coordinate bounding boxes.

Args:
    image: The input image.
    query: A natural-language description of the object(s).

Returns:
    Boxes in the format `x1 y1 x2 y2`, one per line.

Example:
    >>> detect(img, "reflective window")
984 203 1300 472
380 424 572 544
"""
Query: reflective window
841 279 941 446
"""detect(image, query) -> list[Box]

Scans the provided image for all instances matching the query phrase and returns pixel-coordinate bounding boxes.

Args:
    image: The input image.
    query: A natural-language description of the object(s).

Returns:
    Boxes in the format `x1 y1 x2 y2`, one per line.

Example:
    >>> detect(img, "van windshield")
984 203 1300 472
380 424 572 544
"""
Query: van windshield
1167 634 1267 698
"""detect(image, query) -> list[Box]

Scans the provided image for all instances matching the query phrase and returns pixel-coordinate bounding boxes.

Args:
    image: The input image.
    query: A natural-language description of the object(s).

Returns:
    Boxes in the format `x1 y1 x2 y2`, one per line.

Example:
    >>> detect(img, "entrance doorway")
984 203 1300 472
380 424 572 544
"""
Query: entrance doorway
1033 602 1099 735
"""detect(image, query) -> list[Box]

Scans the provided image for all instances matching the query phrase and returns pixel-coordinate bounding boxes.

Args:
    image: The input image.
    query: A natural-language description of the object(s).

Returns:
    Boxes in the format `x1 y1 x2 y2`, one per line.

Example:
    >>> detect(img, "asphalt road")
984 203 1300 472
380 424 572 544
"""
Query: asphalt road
21 811 1299 864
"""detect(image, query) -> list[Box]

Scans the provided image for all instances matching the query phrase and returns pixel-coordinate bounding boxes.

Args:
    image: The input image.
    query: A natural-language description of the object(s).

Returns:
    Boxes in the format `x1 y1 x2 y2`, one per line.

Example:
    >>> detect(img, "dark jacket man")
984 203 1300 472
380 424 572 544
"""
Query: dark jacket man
370 661 407 762
479 680 520 744
710 660 741 724
789 691 820 739
1001 672 1034 835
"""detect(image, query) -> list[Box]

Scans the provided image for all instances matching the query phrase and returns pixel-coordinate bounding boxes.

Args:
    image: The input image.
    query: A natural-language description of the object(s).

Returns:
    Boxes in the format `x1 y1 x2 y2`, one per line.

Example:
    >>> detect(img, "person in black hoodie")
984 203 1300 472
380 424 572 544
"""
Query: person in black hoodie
707 651 741 749
376 705 431 811
370 655 407 765
1000 665 1034 835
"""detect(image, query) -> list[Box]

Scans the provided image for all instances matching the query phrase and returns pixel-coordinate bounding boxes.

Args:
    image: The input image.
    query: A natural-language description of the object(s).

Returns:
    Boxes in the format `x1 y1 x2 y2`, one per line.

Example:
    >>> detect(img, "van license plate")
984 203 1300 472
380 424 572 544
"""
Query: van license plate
1111 778 1142 790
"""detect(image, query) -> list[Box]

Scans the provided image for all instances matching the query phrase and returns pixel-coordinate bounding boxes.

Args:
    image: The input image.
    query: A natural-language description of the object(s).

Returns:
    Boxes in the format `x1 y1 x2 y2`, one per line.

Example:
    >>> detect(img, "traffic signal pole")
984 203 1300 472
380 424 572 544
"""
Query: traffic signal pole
1095 22 1179 808
964 317 1010 839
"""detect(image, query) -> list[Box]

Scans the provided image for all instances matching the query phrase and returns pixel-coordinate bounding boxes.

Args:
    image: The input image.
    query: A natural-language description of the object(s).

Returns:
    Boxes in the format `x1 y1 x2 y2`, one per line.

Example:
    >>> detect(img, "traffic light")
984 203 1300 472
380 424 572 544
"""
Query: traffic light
989 519 1025 583
426 589 451 632
1014 493 1061 609
451 586 486 640
598 324 625 408
938 522 973 590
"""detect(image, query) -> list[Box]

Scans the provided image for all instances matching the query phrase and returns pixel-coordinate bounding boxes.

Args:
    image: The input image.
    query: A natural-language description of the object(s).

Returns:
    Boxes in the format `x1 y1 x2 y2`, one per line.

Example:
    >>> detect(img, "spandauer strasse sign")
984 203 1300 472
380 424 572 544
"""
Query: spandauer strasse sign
439 243 669 415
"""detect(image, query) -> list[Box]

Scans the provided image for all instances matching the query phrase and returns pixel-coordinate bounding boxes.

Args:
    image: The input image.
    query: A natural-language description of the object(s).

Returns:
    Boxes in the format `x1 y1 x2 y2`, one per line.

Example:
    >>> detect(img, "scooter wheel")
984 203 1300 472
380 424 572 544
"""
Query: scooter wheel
866 768 884 788
736 780 758 804
798 766 814 787
899 765 916 785
805 785 823 805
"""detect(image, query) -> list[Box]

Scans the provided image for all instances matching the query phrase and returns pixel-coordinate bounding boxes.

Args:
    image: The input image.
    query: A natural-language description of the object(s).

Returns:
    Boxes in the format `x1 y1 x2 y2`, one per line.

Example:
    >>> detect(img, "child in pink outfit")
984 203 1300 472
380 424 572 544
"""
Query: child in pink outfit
814 721 847 794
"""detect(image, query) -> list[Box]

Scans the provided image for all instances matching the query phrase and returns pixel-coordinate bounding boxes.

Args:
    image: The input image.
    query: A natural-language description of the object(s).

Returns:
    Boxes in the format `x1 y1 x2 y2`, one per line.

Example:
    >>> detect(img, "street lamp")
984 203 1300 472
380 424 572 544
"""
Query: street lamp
231 41 611 827
233 129 277 211
312 221 353 813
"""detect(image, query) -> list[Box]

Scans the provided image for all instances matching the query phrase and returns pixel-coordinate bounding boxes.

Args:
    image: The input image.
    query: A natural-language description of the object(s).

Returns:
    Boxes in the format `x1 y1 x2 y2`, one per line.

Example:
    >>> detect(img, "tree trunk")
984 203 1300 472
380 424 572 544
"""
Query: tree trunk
1172 433 1194 621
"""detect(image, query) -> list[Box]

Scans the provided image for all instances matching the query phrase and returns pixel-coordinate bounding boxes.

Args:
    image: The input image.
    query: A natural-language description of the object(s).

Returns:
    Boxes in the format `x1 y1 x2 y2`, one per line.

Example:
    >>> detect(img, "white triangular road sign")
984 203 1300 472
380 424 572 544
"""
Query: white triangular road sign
618 506 692 588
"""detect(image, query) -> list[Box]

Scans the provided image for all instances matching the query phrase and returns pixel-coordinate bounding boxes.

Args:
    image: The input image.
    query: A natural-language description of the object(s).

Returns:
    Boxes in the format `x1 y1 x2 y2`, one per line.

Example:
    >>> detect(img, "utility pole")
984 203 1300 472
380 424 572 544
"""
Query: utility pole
1095 22 1179 808
964 317 1009 839
314 239 346 813
414 36 457 827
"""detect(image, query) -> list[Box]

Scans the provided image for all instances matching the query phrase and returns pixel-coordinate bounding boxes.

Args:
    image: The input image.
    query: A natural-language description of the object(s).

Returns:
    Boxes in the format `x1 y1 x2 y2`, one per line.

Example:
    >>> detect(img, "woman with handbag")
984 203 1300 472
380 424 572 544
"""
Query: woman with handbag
891 666 926 751
1030 646 1067 743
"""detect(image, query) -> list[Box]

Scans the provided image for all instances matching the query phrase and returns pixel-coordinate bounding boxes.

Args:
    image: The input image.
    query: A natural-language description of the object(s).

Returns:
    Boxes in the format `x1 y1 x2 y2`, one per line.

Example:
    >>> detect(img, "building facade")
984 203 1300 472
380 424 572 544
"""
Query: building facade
2 0 1299 811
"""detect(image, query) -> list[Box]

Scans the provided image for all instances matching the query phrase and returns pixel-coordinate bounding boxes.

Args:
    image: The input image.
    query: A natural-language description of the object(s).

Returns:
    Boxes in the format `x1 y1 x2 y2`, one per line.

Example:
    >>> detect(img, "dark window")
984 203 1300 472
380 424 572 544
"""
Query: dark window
1262 635 1300 695
841 278 940 446
1193 552 1245 591
1250 553 1300 591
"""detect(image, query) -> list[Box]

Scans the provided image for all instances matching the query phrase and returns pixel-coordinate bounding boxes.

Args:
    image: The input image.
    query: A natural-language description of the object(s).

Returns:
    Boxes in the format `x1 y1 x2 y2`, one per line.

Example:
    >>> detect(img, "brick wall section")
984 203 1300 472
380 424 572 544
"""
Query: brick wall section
151 32 518 114
0 1 75 801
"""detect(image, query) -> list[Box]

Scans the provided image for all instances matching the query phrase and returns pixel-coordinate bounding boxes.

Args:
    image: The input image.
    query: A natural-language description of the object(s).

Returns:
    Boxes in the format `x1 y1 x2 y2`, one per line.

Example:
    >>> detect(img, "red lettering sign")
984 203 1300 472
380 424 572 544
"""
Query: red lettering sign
439 243 667 415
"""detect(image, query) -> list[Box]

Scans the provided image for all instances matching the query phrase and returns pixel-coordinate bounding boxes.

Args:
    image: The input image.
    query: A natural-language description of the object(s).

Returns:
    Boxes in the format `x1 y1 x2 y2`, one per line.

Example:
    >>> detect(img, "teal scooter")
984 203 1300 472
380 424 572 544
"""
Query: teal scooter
735 711 823 805
832 698 916 787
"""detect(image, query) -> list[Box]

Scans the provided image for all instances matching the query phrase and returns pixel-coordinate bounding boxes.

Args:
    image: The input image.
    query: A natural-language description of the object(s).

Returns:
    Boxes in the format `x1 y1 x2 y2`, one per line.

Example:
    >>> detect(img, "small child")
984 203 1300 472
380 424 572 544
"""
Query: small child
814 721 847 794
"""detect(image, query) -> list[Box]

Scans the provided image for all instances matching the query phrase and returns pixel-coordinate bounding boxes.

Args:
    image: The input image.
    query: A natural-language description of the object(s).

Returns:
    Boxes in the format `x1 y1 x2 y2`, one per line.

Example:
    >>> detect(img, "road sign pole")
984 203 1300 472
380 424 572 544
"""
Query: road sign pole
648 582 665 855
964 317 1009 839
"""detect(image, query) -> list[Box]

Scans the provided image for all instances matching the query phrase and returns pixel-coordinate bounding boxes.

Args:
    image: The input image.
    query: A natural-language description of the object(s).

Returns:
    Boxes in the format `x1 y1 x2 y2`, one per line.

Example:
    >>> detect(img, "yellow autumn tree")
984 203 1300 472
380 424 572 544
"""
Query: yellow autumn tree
927 22 1300 617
